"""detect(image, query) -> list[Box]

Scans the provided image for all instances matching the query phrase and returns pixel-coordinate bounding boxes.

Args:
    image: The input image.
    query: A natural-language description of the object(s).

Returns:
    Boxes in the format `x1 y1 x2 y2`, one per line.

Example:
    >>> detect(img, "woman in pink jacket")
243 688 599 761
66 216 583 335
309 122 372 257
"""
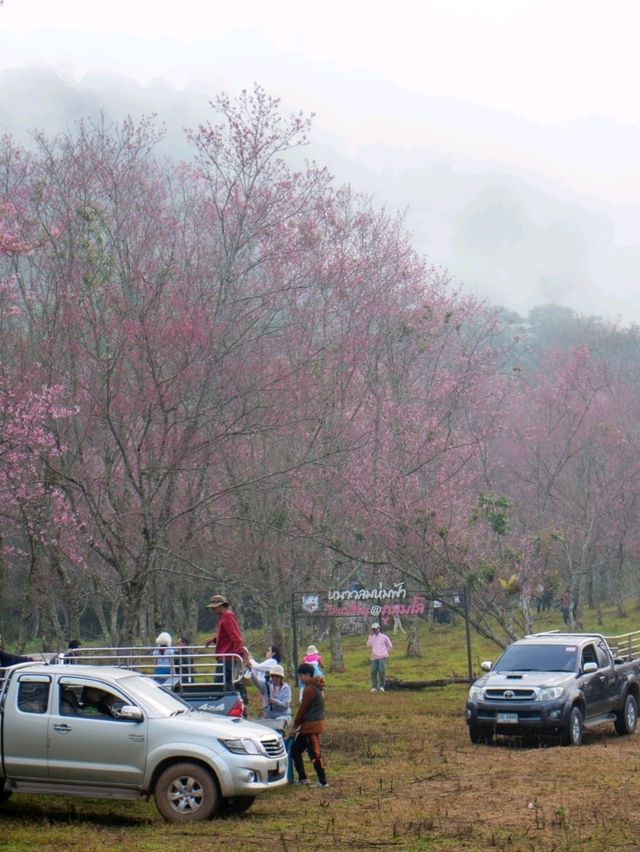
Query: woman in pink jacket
366 622 392 692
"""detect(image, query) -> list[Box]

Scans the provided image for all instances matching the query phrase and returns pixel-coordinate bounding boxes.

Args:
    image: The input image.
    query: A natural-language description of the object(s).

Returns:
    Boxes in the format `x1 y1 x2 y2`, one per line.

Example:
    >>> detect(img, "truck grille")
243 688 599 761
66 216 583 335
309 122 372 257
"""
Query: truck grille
485 688 536 700
261 737 286 758
268 768 287 782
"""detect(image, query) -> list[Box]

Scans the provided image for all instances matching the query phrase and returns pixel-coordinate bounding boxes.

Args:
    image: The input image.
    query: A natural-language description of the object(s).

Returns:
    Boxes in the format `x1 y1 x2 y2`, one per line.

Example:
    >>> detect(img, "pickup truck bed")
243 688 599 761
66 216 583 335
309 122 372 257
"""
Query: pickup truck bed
62 645 246 717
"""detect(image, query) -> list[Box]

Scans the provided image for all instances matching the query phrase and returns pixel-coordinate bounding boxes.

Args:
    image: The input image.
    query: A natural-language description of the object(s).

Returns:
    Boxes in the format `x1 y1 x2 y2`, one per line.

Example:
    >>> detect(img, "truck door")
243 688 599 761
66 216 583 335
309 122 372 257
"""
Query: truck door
2 674 51 779
48 677 147 787
596 640 620 708
580 643 608 717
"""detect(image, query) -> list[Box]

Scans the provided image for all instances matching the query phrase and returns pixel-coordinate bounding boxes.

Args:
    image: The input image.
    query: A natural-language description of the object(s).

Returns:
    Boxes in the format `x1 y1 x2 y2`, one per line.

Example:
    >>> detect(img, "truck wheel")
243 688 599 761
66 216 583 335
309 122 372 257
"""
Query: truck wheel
560 706 583 746
0 790 12 806
221 795 256 817
154 762 220 823
615 694 638 736
468 725 493 744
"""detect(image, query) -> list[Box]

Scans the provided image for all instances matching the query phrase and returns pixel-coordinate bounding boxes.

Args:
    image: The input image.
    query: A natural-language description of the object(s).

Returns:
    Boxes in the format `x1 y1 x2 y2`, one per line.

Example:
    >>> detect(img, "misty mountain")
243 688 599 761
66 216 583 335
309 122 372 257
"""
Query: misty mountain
1 67 638 324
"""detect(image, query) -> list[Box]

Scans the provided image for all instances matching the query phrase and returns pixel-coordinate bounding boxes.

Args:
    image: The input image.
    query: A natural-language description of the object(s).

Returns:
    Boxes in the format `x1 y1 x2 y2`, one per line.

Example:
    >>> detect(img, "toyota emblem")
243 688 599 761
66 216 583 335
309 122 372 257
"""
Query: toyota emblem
503 690 515 699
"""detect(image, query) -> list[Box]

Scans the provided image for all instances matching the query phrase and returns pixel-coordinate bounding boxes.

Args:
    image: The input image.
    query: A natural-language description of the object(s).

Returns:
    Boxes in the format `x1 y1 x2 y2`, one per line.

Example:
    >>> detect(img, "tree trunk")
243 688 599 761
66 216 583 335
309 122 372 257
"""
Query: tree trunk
329 618 345 672
120 578 146 643
53 548 81 641
93 597 111 644
405 617 420 657
17 555 37 653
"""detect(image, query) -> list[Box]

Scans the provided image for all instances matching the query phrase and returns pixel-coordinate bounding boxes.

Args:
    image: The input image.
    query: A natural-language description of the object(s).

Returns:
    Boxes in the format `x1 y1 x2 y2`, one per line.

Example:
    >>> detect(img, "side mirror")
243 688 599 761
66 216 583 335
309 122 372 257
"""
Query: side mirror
582 661 598 674
480 661 493 672
117 704 143 721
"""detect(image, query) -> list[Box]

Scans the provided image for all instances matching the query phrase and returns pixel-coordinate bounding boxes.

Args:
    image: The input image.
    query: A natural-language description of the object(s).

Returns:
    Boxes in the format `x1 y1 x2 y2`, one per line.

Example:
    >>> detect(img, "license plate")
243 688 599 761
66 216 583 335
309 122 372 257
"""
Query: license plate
497 712 518 724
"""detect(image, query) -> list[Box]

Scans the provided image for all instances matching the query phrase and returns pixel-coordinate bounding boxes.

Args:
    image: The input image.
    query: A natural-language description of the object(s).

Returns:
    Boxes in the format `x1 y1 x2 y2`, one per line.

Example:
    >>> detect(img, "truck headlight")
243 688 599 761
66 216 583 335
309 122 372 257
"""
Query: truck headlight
468 685 484 701
219 738 261 755
536 686 564 702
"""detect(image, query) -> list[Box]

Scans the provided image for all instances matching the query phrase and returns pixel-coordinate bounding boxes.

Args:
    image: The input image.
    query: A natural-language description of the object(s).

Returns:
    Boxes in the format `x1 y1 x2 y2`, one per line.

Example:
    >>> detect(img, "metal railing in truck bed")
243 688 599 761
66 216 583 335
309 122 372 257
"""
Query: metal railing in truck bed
60 645 245 691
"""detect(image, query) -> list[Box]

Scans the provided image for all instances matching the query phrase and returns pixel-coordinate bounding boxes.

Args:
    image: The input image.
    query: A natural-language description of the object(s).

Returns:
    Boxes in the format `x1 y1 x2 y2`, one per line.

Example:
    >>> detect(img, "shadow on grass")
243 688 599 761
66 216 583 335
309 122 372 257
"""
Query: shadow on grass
477 729 608 749
1 797 154 828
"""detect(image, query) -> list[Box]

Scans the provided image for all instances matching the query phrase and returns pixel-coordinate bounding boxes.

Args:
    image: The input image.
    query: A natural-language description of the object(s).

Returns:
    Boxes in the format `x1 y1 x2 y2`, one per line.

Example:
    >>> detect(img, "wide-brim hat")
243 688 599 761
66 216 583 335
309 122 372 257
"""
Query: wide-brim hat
269 664 285 678
206 594 228 609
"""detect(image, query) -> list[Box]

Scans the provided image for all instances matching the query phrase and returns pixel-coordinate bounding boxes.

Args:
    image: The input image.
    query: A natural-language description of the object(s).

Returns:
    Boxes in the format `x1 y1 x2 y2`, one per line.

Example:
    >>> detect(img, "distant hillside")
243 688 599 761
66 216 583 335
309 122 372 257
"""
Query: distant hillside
1 67 638 324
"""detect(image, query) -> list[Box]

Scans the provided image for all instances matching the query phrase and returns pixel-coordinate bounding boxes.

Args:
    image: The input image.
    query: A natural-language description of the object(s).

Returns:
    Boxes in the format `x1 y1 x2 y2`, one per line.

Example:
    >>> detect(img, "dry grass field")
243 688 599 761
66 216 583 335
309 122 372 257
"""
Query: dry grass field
3 611 640 851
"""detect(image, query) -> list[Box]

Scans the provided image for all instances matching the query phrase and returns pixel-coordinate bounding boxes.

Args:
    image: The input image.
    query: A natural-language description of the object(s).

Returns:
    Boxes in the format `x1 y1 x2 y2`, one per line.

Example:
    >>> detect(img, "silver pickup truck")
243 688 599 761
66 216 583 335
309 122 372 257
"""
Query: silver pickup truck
0 662 288 822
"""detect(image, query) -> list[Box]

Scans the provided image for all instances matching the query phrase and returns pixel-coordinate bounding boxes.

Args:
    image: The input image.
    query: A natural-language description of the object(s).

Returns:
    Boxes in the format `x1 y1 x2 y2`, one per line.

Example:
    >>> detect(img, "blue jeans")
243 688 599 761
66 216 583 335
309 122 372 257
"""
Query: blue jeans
370 658 387 689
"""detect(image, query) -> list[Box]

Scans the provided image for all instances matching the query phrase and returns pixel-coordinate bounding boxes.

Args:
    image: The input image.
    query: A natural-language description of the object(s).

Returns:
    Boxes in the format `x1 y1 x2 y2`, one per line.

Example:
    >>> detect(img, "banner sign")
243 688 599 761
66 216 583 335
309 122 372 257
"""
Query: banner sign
304 581 427 623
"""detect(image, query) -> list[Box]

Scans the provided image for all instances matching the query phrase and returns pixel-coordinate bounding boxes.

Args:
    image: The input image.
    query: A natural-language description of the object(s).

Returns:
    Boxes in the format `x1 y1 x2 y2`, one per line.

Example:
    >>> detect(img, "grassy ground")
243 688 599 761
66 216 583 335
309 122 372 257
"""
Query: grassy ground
3 605 640 850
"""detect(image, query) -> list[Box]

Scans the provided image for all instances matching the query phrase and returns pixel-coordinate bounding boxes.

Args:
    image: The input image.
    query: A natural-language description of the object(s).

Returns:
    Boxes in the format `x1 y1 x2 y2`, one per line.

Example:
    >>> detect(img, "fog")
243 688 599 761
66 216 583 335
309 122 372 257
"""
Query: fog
2 0 640 324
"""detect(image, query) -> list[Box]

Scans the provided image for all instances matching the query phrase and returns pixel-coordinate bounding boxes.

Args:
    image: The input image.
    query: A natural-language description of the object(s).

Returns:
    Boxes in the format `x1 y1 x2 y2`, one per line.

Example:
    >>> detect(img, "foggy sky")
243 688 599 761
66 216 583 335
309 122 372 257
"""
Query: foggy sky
1 1 639 323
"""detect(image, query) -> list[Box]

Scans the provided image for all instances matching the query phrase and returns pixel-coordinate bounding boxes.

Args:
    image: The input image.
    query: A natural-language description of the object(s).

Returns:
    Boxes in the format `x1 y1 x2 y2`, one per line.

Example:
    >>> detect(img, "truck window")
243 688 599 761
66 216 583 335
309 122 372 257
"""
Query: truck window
77 683 128 719
59 683 81 715
495 643 577 672
17 678 50 714
581 645 597 669
595 642 610 669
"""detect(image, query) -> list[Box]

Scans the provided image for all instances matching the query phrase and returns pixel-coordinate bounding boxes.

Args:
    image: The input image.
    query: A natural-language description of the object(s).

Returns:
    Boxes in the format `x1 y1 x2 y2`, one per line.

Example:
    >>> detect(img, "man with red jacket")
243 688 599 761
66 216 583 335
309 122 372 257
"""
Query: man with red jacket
204 594 246 690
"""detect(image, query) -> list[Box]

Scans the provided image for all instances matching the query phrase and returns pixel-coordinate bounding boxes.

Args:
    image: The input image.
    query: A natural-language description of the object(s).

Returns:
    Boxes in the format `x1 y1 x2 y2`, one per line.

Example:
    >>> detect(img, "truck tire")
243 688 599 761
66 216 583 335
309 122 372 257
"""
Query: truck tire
560 705 583 746
221 795 256 817
0 789 12 806
614 694 638 736
468 725 493 744
154 762 220 823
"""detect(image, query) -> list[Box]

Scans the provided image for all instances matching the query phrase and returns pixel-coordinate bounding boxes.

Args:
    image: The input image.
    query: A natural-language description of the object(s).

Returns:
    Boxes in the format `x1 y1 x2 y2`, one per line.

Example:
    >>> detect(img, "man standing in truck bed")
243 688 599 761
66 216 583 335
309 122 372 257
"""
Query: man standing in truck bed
204 594 246 691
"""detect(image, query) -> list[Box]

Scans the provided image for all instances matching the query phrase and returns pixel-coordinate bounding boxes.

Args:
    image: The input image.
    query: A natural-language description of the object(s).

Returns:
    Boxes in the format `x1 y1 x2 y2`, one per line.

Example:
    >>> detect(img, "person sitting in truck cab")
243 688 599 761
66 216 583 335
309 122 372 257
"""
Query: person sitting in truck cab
17 681 49 714
80 685 125 719
60 685 80 715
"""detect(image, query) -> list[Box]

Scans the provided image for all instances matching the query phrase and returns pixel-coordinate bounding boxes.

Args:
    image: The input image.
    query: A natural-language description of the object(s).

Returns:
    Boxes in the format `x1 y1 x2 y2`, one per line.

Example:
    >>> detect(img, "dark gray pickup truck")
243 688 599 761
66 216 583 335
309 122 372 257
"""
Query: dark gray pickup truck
465 632 640 746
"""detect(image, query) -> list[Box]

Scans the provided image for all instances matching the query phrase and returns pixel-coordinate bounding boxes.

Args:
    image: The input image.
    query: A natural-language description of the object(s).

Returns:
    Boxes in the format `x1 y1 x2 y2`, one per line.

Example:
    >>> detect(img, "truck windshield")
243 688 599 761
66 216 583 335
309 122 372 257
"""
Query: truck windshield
117 674 191 715
494 644 577 673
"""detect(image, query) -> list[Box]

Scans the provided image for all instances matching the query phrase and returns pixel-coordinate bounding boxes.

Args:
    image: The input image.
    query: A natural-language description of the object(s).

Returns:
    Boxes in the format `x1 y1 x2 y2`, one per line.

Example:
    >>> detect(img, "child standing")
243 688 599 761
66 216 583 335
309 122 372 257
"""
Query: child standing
303 644 324 676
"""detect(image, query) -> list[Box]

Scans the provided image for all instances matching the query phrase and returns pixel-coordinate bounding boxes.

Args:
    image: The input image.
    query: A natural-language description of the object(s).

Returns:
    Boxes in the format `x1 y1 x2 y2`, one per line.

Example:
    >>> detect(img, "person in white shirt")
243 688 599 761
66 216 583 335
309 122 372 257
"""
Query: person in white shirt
153 631 176 686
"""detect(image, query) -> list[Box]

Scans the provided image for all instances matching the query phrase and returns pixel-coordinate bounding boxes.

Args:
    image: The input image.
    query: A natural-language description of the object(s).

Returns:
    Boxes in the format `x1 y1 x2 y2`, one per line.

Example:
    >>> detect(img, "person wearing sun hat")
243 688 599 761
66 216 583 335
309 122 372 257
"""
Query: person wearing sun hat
204 594 246 690
250 662 292 723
